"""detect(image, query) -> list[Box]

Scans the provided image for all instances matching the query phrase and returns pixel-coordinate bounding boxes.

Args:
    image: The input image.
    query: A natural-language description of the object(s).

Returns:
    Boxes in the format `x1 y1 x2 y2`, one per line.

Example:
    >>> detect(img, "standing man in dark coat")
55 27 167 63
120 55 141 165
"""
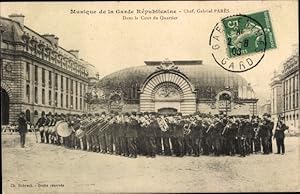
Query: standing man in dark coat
18 112 28 148
267 114 274 153
36 112 46 143
274 117 288 155
259 115 271 154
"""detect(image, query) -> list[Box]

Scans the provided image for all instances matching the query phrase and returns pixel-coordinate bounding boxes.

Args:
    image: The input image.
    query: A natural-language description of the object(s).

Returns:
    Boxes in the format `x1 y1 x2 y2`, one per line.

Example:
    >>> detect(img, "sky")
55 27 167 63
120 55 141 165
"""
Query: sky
1 1 298 104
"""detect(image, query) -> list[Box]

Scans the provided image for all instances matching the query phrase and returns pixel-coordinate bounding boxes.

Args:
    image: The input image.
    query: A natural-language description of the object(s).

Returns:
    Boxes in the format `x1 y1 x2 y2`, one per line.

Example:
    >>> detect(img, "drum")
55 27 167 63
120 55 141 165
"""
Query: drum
56 121 73 137
39 126 44 132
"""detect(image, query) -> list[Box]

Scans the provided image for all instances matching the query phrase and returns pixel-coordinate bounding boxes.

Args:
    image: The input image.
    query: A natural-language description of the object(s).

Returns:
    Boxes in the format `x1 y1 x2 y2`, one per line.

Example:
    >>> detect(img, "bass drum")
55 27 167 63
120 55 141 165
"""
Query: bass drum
39 126 44 132
56 121 73 137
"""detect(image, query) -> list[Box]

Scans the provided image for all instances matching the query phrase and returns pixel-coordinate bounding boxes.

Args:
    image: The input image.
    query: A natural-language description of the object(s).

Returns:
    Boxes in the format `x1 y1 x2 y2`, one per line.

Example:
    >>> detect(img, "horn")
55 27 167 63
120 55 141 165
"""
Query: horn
56 121 73 137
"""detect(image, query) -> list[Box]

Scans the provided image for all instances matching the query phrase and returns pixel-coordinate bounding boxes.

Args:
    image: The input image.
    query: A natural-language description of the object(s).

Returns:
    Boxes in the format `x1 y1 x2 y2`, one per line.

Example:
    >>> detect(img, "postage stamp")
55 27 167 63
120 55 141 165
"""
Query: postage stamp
222 10 276 58
209 10 276 72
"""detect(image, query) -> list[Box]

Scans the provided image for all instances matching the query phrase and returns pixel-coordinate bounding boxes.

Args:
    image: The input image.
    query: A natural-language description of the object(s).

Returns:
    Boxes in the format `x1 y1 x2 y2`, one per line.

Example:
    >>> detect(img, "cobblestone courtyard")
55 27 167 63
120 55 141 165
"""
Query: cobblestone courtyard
2 133 300 193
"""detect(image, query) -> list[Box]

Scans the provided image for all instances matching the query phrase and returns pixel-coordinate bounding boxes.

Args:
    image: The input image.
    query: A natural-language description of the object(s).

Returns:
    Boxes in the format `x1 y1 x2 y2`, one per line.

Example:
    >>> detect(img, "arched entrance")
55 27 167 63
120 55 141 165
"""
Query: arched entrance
25 109 31 122
217 91 232 115
140 62 197 115
1 88 9 125
158 107 178 115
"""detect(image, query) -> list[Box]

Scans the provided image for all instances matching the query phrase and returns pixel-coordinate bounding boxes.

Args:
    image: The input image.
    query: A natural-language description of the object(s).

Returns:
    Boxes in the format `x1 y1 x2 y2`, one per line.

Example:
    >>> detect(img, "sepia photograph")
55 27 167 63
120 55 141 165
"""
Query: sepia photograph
1 1 299 193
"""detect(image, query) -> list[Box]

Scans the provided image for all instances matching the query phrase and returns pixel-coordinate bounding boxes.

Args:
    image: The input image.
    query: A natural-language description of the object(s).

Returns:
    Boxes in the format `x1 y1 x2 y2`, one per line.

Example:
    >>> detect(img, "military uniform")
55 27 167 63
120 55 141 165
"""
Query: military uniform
126 115 138 158
36 114 46 143
145 117 157 157
274 120 288 154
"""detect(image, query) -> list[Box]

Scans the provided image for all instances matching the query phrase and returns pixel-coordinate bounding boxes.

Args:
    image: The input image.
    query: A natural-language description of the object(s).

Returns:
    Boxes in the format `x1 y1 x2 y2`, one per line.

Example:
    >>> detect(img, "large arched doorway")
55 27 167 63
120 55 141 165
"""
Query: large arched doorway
140 63 197 115
217 92 232 115
1 88 9 125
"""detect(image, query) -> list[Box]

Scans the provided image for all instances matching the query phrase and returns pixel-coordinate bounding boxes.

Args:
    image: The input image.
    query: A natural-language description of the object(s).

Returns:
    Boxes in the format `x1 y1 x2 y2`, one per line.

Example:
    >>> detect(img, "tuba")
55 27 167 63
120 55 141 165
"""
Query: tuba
158 117 169 132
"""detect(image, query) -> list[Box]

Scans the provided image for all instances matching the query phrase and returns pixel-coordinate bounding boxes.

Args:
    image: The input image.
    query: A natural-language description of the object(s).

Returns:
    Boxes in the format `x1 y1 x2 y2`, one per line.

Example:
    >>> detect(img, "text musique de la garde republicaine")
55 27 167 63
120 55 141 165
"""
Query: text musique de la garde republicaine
70 8 230 20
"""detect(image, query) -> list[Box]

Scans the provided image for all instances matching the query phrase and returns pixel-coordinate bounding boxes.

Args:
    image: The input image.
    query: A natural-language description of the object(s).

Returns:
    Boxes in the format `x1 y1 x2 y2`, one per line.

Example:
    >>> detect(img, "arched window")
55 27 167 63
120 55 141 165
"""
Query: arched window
25 109 31 122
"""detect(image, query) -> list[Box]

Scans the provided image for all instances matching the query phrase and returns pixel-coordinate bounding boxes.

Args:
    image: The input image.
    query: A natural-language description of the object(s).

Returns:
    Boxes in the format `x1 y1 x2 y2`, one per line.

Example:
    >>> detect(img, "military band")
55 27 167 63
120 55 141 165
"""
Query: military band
35 111 288 158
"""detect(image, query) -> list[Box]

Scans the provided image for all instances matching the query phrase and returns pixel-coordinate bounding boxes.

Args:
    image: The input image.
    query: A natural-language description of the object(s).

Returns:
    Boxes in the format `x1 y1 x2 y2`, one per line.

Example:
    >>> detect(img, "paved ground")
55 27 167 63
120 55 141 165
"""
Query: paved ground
2 133 300 193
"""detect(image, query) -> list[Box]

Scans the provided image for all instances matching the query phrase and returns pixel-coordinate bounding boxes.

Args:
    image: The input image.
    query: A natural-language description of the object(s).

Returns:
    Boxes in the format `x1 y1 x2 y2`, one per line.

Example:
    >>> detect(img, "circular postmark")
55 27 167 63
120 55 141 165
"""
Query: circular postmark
209 14 267 72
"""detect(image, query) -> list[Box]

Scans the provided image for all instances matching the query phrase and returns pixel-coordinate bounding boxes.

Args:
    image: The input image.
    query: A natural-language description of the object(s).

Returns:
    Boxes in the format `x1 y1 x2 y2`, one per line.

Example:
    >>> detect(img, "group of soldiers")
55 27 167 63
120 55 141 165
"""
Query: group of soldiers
35 111 288 158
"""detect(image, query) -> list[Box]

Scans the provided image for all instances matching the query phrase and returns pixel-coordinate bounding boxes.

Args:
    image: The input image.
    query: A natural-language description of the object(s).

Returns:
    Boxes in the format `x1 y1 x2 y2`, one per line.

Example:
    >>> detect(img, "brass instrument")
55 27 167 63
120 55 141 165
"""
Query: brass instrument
85 118 106 136
140 116 150 128
183 120 196 135
158 116 169 132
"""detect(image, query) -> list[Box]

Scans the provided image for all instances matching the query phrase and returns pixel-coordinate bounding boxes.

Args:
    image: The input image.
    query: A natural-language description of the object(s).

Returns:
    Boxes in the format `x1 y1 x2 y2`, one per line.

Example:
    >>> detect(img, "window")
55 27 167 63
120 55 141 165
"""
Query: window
26 62 30 81
42 89 45 104
49 90 52 105
296 93 299 107
66 77 69 93
292 76 295 92
26 84 30 103
49 71 52 88
289 95 293 109
80 83 82 96
70 80 73 94
289 78 291 94
55 73 58 90
61 93 63 107
71 96 73 109
61 76 64 91
66 94 69 108
76 97 78 109
80 98 82 110
75 81 78 95
55 92 58 107
42 68 45 86
35 87 38 104
34 66 38 83
293 94 295 108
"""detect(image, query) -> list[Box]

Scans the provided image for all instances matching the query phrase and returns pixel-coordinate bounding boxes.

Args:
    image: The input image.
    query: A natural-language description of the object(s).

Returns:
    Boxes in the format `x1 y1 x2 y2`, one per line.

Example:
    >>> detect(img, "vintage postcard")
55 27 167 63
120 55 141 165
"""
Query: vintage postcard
1 1 299 193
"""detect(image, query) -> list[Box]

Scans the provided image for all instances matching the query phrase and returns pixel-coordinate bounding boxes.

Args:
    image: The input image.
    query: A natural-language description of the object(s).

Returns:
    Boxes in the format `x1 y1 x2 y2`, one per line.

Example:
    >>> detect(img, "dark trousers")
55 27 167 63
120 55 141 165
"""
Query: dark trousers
214 137 222 156
156 137 163 154
145 137 157 156
45 131 50 143
268 137 273 153
176 137 184 156
120 137 128 156
262 137 270 154
163 137 171 155
191 137 200 156
105 134 113 153
238 137 246 157
40 131 45 143
254 138 261 153
99 135 107 152
127 137 137 157
276 138 285 154
113 136 121 154
20 132 26 147
228 137 236 155
184 136 193 155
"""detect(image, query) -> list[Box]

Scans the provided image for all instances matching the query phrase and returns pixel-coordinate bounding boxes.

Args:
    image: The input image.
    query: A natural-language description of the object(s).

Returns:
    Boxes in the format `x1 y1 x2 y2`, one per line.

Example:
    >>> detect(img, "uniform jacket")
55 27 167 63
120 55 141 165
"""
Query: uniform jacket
18 117 27 133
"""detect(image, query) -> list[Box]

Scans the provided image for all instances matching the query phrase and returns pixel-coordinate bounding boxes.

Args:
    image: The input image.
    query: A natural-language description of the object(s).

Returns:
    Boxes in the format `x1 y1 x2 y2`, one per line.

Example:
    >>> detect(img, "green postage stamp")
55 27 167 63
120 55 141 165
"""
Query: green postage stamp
222 10 276 58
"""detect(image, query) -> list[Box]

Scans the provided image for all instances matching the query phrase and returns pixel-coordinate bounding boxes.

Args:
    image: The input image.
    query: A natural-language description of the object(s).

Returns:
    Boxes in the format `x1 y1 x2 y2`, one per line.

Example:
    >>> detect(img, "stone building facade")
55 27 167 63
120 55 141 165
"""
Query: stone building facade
0 14 96 125
95 60 258 116
270 46 299 132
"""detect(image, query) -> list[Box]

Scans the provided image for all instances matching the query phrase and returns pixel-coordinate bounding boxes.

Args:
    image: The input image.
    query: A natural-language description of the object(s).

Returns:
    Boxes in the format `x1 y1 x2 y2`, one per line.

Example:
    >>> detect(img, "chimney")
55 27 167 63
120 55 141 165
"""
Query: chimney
42 34 58 46
54 36 59 46
69 50 79 58
8 14 25 29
